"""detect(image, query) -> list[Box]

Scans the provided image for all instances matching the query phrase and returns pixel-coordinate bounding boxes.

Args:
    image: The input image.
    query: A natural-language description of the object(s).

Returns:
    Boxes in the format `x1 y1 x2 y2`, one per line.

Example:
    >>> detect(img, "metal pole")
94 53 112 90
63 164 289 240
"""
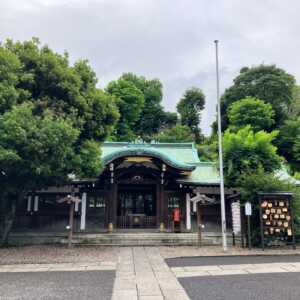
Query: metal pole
247 215 251 250
214 40 227 251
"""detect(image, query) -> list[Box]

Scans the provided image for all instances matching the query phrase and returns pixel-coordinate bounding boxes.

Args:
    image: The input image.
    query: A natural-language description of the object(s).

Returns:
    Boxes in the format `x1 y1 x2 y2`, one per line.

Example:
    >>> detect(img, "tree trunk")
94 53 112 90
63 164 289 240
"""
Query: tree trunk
0 192 24 247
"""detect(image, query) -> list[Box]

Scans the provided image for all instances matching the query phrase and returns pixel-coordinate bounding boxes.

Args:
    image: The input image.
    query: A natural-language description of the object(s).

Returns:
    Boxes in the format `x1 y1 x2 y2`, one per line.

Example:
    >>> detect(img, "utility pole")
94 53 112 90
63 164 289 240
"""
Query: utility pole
214 40 227 251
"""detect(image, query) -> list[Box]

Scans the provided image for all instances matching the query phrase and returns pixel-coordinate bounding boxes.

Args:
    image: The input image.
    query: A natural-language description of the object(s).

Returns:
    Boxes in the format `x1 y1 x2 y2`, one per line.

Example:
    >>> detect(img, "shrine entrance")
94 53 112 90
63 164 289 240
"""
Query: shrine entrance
116 184 157 229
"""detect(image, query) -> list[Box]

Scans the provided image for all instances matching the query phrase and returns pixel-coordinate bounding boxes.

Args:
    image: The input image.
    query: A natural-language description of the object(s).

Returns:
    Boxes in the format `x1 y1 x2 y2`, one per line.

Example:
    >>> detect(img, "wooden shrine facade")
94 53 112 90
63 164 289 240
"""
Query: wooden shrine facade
13 142 239 234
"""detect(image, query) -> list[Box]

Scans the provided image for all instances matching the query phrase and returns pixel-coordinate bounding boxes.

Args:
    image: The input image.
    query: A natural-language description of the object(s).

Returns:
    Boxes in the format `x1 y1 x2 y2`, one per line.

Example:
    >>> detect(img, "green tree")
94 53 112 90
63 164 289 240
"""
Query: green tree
220 65 296 130
197 135 218 162
228 97 275 132
177 87 205 142
0 104 95 245
154 125 193 143
119 73 177 140
106 78 144 141
1 38 119 140
159 111 178 130
0 39 119 245
223 126 282 185
0 47 22 113
289 85 300 118
276 118 300 173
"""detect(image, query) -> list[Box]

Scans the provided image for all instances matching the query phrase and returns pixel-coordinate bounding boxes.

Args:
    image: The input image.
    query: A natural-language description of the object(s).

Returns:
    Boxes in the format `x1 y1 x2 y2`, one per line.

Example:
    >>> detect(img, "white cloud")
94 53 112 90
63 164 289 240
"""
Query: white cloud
1 0 300 135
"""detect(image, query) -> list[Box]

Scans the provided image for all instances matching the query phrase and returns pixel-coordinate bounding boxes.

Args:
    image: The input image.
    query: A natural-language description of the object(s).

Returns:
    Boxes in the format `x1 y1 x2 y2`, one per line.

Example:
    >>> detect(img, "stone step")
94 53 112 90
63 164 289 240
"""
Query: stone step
70 232 231 246
10 232 236 246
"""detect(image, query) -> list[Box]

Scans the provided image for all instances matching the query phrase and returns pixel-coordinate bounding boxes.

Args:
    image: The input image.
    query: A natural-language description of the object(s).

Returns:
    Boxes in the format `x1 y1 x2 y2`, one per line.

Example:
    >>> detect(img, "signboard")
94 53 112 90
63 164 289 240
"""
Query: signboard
259 193 296 249
231 201 241 234
245 202 252 216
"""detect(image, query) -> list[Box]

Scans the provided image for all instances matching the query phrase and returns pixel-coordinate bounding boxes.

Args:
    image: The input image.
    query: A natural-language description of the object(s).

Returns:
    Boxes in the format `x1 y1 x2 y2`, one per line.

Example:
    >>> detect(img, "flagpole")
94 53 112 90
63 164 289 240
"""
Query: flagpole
214 40 227 251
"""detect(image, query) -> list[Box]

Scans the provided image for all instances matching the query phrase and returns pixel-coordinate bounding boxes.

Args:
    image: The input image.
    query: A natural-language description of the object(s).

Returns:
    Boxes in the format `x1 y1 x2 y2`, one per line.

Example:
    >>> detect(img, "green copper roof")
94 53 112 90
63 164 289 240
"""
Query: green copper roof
101 142 196 171
101 142 220 184
177 162 220 185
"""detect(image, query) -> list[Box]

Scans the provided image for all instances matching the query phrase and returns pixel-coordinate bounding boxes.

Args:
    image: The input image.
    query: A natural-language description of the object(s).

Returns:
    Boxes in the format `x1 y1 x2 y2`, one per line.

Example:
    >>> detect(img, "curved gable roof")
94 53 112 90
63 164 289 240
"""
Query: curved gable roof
102 144 196 171
101 142 220 184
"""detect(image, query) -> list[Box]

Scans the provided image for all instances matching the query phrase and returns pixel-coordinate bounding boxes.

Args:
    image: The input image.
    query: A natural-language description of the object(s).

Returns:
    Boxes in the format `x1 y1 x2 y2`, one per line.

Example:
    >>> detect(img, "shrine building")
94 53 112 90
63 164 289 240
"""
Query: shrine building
14 141 240 238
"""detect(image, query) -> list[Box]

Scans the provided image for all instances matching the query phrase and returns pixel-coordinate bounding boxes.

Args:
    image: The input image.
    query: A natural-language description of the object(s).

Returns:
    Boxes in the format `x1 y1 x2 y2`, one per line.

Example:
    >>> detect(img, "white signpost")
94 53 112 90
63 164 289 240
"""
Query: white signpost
245 202 252 216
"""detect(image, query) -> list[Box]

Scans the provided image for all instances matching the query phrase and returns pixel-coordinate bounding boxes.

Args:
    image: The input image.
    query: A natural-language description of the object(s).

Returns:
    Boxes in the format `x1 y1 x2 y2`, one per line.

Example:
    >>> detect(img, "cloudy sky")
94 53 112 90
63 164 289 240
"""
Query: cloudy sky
1 0 300 135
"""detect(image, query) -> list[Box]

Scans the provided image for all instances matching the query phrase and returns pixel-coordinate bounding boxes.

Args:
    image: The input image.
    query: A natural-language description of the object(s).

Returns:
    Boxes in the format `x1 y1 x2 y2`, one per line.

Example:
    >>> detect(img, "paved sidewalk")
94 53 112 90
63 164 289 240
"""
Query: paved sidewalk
0 261 116 272
171 262 300 278
112 247 190 300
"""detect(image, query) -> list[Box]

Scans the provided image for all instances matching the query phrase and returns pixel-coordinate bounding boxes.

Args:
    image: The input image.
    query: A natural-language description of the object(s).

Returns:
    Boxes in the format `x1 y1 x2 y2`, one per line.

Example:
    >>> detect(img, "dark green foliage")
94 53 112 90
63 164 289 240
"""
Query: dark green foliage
276 118 300 173
177 87 205 142
220 65 296 130
0 38 119 245
0 38 119 141
197 135 218 162
107 78 144 141
154 125 193 143
289 85 300 118
107 73 178 141
223 126 282 186
0 103 80 191
228 97 275 132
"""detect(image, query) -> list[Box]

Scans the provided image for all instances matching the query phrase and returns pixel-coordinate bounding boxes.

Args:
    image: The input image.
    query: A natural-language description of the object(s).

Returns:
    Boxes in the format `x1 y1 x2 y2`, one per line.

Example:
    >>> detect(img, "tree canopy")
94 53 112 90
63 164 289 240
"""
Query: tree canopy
0 38 119 245
106 78 144 141
228 97 275 132
223 126 282 185
177 87 205 142
276 118 300 173
220 65 296 130
107 73 178 141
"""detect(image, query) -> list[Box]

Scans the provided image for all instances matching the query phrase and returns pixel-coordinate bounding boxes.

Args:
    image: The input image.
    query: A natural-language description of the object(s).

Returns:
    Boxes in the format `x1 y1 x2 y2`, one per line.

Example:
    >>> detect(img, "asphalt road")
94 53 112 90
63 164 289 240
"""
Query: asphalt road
179 272 300 300
0 270 115 300
166 254 300 267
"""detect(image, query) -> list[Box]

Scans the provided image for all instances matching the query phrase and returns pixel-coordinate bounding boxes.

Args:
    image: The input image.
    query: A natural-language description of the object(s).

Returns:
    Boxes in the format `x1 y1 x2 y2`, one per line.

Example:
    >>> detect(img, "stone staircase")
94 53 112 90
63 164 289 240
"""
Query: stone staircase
10 232 235 246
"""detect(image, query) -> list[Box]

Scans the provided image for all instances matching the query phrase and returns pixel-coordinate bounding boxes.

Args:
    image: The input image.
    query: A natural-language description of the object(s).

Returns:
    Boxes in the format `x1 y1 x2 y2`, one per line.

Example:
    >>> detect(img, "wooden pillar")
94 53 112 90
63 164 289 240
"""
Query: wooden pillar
156 183 160 228
159 185 166 232
108 183 117 232
68 202 75 248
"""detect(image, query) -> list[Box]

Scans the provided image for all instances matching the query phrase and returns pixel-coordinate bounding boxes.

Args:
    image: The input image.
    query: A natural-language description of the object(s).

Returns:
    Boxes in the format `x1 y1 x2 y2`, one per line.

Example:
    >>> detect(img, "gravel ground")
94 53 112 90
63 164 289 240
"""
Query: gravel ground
1 245 299 265
0 245 118 265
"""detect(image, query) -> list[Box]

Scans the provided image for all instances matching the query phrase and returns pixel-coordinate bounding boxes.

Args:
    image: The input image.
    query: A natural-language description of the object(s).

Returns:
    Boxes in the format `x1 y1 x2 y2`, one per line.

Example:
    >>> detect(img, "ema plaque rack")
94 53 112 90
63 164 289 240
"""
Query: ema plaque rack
259 192 296 250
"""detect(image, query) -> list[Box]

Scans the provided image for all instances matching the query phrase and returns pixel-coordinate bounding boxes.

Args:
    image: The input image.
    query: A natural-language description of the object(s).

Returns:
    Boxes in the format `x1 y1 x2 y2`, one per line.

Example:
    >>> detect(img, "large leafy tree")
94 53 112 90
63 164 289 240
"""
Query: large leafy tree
1 38 119 139
117 73 177 140
0 38 119 245
106 78 144 141
228 97 275 132
219 65 296 130
0 104 80 245
177 87 205 142
223 126 282 185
